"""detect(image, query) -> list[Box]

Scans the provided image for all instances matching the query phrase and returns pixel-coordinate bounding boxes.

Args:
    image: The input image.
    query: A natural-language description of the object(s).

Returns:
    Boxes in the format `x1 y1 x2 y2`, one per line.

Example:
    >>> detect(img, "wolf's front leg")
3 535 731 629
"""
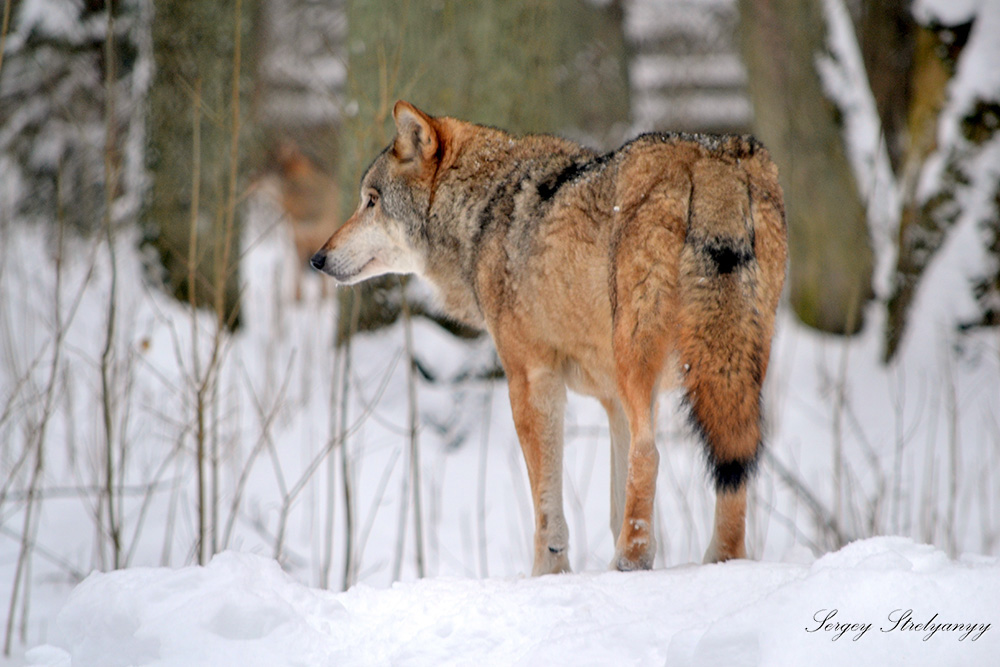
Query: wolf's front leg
506 364 570 575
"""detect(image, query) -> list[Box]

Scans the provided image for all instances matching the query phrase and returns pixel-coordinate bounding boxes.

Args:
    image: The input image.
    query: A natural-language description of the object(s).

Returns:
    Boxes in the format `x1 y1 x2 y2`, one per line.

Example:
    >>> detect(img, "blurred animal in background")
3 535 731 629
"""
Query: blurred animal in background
258 140 341 300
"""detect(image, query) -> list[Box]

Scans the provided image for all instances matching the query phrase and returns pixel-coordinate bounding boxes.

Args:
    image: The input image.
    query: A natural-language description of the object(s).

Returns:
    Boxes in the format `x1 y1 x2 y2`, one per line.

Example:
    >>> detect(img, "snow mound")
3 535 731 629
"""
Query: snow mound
27 538 998 666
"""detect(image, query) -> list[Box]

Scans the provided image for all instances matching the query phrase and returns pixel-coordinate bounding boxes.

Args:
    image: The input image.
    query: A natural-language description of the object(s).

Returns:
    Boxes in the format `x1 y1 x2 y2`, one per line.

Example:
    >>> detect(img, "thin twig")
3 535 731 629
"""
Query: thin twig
476 385 493 578
354 447 402 575
320 330 345 589
943 346 961 557
221 352 297 549
1 480 180 506
273 344 402 563
339 291 360 589
3 167 70 658
99 1 122 571
762 448 852 550
124 447 185 567
401 289 425 579
0 526 85 581
188 73 209 566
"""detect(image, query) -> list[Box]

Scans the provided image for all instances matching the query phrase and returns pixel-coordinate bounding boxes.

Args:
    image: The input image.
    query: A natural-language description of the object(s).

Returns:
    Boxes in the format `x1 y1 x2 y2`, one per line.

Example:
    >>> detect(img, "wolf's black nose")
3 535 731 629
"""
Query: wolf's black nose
310 251 326 272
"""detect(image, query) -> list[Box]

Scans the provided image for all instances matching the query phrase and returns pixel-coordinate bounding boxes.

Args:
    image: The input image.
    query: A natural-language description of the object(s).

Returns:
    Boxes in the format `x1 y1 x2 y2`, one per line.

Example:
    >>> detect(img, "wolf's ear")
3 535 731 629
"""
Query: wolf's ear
393 101 439 165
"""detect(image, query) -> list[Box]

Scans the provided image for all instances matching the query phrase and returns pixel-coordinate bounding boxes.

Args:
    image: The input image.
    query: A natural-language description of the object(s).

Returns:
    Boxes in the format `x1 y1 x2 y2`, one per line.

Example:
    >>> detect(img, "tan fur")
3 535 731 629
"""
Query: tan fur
312 101 788 573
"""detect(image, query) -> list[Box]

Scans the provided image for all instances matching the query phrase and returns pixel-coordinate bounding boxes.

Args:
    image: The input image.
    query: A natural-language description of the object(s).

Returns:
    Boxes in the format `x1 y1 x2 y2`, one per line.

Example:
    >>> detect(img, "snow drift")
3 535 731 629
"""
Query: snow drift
26 537 998 666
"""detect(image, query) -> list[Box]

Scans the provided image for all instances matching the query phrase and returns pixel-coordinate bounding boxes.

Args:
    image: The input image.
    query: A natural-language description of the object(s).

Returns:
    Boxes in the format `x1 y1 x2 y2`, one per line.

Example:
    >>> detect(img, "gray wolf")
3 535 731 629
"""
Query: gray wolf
311 101 787 574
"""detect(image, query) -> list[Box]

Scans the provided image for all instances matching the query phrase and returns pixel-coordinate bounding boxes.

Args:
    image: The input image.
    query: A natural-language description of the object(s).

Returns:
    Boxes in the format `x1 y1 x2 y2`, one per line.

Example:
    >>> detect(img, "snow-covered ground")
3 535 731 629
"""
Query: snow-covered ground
24 538 1000 666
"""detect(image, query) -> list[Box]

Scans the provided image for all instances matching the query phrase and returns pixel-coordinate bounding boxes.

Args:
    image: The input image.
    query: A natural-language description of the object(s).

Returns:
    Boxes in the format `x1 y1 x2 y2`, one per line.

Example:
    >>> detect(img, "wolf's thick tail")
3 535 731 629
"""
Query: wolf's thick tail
676 143 785 492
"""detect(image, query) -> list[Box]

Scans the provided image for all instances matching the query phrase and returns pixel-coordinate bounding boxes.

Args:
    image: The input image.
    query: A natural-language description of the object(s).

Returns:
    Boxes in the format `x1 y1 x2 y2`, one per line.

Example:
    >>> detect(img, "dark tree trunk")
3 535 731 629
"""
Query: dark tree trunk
857 0 917 175
738 0 874 334
145 0 262 328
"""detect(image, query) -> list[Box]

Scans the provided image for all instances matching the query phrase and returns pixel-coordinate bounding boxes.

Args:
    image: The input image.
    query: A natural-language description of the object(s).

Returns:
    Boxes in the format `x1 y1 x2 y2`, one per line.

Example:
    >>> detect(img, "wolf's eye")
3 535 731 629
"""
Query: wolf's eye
366 192 378 209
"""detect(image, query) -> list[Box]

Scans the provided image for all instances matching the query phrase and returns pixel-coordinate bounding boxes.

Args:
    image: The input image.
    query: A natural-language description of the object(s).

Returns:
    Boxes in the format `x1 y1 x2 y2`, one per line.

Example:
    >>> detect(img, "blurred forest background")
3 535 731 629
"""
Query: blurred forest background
3 0 997 350
2 0 1000 658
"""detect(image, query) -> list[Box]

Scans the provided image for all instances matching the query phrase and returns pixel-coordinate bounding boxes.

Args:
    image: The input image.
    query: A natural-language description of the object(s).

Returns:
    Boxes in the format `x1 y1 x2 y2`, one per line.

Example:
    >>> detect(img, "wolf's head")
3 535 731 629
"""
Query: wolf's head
310 101 443 284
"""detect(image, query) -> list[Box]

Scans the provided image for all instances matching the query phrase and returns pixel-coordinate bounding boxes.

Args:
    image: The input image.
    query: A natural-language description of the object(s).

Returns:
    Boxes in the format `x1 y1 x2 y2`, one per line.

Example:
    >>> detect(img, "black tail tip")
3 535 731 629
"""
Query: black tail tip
710 454 759 493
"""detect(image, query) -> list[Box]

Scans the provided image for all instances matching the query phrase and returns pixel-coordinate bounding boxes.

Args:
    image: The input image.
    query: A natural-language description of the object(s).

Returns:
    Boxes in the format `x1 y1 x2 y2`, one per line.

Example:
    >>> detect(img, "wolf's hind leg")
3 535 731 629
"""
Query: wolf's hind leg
611 343 665 571
608 200 685 571
610 282 674 571
506 364 571 575
704 486 748 563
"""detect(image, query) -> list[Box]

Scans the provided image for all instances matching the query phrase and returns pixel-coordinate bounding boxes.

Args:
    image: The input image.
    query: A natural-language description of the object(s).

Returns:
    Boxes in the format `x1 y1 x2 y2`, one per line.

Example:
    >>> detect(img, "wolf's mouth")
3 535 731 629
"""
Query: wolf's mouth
329 257 377 283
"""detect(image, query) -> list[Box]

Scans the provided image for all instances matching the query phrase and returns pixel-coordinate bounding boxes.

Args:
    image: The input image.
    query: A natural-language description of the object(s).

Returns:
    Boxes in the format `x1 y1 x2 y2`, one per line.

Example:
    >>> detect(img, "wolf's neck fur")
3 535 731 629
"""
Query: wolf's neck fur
418 127 504 329
418 120 592 330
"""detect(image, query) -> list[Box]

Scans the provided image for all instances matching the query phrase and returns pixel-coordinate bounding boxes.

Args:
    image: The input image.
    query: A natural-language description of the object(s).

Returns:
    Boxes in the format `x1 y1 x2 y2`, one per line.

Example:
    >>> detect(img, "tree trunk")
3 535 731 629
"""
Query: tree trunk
857 0 916 175
145 0 262 328
883 18 974 359
738 0 874 334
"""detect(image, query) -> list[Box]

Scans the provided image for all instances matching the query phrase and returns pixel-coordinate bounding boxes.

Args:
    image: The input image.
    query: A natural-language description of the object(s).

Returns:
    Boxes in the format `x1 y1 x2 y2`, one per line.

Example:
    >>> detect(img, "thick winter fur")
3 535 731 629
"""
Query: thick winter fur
312 102 787 574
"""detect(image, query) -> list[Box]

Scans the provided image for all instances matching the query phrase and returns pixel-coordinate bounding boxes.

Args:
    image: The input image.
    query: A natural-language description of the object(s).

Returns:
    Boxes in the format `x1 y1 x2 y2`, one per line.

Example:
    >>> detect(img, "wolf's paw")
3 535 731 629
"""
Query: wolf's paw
611 519 656 571
611 538 655 571
532 545 571 576
702 539 746 564
611 550 654 572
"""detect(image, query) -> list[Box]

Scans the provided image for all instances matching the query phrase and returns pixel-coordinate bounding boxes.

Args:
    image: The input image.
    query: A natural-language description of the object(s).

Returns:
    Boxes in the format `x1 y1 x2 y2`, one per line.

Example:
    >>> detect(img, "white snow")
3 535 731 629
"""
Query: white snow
24 538 999 666
912 0 979 28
